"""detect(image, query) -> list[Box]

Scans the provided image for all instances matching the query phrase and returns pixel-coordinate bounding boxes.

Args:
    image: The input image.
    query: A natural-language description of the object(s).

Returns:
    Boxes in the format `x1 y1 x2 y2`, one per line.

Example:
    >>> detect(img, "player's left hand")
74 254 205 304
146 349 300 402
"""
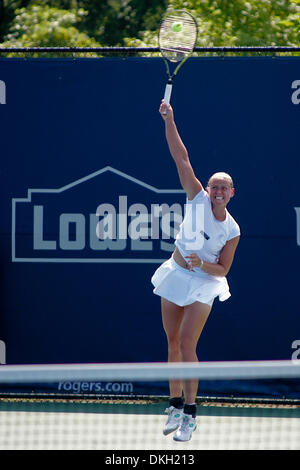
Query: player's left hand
185 254 201 271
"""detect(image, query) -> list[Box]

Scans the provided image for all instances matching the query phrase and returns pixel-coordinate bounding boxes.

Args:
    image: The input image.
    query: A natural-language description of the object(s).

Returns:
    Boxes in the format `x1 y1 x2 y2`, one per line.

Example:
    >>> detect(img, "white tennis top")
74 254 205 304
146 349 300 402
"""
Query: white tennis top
175 189 240 270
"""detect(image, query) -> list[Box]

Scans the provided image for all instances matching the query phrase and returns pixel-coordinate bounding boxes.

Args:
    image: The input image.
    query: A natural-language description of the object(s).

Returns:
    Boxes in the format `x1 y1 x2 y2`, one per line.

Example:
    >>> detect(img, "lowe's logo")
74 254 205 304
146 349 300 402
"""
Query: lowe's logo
12 166 186 263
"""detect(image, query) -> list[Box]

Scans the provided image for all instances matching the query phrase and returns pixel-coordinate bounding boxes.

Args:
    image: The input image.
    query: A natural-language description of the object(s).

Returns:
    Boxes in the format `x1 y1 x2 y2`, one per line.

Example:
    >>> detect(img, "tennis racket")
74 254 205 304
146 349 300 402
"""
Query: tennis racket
159 10 198 112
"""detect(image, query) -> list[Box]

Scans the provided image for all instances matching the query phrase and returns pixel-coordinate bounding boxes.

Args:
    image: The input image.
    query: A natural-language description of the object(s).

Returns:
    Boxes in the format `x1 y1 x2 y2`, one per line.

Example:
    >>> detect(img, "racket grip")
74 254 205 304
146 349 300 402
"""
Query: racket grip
163 83 173 112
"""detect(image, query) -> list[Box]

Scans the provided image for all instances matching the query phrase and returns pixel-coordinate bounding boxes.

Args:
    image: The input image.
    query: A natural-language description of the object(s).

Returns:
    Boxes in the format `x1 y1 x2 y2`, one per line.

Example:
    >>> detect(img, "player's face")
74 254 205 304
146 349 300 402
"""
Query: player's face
207 178 234 207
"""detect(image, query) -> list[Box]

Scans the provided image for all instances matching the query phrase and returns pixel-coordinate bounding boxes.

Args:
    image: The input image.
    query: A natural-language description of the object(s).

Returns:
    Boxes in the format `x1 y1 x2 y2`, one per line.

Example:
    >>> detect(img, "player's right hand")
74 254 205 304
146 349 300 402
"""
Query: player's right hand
159 100 173 120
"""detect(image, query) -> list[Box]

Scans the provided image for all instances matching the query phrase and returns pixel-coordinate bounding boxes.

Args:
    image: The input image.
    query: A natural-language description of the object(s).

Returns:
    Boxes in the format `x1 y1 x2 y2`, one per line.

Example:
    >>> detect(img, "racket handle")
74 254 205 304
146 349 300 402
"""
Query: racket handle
163 83 173 113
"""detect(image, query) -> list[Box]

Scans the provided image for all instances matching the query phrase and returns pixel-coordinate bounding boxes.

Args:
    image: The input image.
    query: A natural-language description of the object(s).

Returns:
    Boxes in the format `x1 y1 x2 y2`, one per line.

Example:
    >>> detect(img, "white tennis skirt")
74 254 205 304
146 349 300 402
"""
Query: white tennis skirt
151 257 231 307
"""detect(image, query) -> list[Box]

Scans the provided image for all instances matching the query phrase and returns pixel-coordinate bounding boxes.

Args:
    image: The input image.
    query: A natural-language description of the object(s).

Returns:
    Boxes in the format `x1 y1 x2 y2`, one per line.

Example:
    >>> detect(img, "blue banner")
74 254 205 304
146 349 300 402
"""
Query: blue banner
0 57 299 398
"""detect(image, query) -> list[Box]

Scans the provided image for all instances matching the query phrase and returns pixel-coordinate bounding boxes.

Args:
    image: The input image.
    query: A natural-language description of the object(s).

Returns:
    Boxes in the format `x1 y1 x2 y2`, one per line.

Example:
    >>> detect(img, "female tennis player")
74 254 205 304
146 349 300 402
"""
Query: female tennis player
151 101 240 442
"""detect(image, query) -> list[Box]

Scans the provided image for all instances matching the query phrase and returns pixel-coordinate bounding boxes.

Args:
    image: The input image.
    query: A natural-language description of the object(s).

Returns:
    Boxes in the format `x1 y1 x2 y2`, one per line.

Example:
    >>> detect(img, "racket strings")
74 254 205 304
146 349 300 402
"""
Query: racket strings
159 13 197 62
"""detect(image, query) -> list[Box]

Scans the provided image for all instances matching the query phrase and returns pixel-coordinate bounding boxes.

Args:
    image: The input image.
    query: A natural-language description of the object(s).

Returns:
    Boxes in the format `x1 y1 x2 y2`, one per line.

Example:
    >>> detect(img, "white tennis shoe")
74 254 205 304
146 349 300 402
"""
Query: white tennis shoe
173 413 197 442
163 406 184 435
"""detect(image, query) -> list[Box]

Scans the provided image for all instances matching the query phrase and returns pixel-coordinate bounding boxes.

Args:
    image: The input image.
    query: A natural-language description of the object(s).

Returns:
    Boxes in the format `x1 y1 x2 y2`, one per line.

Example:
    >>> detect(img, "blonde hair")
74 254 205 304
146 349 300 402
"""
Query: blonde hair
207 172 234 188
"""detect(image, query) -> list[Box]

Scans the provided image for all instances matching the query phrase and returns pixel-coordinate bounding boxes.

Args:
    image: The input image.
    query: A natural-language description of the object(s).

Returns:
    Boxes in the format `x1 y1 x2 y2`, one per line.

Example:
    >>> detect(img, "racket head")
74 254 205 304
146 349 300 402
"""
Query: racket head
159 10 198 63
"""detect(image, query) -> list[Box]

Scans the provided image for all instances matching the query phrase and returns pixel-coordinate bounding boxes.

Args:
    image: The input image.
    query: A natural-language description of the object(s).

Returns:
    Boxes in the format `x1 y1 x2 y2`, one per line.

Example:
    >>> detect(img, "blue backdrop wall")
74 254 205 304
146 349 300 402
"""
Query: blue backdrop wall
0 57 299 398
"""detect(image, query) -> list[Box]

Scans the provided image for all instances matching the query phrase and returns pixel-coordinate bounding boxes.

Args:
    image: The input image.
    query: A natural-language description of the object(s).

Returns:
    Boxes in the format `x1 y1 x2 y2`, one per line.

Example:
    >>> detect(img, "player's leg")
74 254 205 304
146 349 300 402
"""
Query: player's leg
180 301 211 402
174 301 211 442
161 297 185 435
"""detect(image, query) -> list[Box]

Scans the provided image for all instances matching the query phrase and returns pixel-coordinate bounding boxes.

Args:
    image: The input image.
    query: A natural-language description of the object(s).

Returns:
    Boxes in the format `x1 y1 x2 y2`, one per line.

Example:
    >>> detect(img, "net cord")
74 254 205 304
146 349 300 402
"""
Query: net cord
0 360 299 383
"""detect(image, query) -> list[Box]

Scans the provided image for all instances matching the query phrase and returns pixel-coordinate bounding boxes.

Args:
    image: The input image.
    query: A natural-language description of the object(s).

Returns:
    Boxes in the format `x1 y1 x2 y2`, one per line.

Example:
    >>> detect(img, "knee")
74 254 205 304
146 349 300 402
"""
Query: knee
166 334 180 356
178 334 196 360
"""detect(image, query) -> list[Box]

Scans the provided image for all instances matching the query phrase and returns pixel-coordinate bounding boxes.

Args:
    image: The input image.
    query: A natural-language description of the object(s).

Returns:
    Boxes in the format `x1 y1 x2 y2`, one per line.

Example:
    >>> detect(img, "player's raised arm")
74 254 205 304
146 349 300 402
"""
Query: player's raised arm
159 101 202 200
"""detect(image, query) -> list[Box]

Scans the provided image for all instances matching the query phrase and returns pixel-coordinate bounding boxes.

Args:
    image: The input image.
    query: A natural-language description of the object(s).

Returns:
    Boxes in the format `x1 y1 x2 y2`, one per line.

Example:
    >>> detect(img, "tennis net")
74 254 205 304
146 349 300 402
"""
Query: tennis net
0 360 300 451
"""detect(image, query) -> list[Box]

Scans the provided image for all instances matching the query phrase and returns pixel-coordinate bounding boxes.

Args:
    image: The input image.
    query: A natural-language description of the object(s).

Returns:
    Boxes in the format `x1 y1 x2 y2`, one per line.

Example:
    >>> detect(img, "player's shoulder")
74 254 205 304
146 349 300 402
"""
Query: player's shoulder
226 210 241 236
187 188 209 203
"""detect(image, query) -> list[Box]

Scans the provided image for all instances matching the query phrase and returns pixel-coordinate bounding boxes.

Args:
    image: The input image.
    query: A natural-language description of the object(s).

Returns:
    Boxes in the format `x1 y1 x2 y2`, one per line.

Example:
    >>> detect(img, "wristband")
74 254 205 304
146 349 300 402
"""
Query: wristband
199 259 204 269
